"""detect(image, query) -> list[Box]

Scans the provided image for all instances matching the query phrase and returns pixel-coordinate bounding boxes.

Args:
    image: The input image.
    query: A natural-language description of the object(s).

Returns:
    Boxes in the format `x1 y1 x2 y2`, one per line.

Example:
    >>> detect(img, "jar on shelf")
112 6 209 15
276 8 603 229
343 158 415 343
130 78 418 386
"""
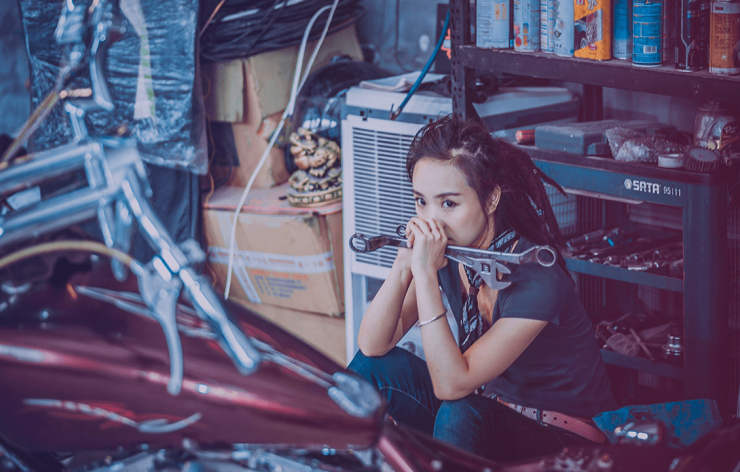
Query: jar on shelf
693 101 740 152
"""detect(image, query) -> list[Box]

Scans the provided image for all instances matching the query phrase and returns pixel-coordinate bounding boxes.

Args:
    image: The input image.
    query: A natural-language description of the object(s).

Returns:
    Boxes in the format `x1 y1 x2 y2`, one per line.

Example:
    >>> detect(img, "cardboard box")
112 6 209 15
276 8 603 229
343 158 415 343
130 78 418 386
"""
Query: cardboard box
202 25 363 124
209 118 290 189
232 299 346 366
204 184 344 316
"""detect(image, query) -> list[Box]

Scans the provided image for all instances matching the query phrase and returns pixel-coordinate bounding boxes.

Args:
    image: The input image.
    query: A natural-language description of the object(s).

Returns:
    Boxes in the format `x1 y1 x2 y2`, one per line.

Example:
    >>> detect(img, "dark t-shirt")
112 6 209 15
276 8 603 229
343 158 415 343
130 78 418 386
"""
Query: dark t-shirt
438 238 617 418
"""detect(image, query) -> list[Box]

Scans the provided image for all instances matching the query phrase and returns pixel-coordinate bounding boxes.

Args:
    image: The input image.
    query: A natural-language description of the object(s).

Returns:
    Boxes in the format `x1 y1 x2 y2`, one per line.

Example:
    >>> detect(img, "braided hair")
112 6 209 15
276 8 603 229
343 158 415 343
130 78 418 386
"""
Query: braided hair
406 114 569 274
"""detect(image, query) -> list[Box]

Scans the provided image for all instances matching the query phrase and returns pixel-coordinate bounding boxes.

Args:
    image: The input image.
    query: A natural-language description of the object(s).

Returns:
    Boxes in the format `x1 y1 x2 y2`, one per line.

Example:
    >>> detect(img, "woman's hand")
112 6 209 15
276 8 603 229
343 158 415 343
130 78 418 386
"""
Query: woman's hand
406 217 448 277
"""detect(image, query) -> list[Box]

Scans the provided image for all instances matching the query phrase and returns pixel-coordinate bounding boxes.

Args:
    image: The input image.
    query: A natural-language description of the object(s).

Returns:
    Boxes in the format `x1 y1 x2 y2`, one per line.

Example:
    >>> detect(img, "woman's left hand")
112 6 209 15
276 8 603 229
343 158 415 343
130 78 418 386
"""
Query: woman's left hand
406 217 448 277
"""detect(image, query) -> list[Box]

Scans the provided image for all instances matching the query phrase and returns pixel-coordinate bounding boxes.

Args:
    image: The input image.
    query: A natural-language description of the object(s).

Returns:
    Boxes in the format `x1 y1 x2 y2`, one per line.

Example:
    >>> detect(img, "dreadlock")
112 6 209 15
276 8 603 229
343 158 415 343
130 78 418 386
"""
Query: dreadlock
406 114 569 274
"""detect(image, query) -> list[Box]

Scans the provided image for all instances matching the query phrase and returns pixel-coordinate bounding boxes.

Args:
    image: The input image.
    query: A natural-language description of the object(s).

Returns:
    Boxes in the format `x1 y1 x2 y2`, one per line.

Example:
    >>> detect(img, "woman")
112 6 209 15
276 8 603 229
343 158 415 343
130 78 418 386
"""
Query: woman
349 115 616 462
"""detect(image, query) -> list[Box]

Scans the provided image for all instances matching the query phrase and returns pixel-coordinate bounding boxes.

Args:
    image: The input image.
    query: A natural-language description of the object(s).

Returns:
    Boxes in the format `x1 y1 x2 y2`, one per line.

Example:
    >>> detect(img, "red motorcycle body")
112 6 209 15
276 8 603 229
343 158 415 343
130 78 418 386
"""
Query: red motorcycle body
0 253 381 452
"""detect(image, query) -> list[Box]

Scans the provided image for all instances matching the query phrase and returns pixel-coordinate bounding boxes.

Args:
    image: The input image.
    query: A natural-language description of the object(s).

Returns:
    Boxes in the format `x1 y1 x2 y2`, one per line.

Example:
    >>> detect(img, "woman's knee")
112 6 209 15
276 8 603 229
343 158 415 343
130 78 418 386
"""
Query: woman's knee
433 396 492 456
435 397 485 431
348 347 415 384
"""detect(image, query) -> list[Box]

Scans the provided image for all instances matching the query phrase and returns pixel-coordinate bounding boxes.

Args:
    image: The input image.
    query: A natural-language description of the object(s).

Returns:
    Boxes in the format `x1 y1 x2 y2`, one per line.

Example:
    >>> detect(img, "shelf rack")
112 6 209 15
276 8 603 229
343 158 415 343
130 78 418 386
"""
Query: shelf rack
449 0 737 411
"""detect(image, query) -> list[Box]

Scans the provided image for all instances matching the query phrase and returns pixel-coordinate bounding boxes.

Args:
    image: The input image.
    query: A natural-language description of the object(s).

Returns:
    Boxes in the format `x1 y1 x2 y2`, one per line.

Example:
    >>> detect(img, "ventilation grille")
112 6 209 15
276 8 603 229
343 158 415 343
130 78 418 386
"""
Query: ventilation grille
351 127 417 269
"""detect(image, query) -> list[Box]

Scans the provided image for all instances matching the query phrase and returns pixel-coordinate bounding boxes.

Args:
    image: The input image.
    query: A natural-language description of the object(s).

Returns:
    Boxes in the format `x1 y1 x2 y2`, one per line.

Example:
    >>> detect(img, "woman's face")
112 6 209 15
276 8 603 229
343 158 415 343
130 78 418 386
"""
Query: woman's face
412 158 492 248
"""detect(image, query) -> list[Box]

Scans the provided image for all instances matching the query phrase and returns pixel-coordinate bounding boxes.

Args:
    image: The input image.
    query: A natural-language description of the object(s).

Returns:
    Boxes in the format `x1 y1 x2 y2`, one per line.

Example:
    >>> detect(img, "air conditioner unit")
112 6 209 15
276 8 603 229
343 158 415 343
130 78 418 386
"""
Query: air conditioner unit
341 85 580 362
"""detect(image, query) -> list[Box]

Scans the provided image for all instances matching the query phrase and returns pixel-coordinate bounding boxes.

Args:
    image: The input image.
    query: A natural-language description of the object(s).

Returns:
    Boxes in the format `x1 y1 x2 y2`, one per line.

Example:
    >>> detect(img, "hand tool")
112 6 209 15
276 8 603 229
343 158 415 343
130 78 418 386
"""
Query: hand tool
349 226 557 290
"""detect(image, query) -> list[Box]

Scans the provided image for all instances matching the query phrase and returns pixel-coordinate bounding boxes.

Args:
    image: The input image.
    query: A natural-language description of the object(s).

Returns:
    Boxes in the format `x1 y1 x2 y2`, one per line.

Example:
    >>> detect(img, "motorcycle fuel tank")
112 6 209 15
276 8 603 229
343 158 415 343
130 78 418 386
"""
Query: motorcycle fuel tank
0 251 382 452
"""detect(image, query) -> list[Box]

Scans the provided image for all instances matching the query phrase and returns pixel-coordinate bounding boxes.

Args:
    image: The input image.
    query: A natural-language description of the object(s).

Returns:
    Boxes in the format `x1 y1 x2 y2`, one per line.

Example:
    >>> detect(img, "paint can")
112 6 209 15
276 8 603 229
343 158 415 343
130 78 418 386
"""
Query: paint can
541 0 556 52
663 0 677 63
514 0 542 51
574 0 612 60
477 0 512 48
614 0 633 59
633 0 663 66
553 0 575 56
709 1 740 75
676 0 703 70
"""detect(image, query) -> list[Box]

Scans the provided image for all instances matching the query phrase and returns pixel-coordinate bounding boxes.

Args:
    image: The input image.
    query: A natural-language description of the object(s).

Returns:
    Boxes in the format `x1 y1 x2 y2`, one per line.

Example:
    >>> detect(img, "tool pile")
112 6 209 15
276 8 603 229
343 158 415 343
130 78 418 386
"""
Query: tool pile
563 228 684 278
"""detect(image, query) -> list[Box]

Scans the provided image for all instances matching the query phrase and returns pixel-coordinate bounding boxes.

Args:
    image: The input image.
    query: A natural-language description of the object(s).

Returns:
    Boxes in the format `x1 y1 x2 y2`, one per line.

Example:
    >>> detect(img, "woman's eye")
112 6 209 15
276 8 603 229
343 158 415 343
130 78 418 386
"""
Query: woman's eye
442 200 456 209
415 198 425 207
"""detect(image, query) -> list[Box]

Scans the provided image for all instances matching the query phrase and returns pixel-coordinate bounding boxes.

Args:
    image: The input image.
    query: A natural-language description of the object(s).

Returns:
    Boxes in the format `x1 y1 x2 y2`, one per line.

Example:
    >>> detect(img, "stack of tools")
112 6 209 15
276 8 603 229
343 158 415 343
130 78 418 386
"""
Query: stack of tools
563 228 683 278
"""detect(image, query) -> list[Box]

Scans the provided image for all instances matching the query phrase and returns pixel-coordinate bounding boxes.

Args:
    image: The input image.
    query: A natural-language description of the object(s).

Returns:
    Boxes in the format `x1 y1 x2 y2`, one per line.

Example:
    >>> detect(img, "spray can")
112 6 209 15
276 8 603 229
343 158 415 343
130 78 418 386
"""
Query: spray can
477 0 512 48
514 0 542 51
553 0 575 56
709 1 740 75
541 0 556 52
614 0 634 59
633 0 663 66
574 0 612 60
663 0 677 63
676 0 703 70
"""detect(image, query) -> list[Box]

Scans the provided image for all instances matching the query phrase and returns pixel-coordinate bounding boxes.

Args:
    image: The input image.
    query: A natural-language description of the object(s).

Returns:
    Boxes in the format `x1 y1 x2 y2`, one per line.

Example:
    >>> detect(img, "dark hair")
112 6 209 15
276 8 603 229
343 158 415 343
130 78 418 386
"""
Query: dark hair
406 114 568 272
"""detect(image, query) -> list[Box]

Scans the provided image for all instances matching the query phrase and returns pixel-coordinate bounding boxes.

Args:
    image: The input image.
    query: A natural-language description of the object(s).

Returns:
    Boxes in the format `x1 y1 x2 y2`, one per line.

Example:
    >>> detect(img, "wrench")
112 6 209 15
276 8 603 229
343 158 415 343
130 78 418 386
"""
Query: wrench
349 227 557 290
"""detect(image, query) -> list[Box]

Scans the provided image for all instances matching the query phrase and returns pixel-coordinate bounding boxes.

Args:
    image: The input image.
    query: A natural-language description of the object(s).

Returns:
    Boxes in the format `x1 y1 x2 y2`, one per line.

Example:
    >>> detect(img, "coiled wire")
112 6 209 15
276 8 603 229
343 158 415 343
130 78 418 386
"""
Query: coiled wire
200 0 365 62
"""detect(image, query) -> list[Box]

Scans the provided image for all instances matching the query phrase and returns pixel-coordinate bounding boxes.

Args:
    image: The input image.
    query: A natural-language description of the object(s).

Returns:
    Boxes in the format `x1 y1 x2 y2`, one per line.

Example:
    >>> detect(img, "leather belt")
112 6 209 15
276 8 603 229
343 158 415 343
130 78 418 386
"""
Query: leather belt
496 398 606 443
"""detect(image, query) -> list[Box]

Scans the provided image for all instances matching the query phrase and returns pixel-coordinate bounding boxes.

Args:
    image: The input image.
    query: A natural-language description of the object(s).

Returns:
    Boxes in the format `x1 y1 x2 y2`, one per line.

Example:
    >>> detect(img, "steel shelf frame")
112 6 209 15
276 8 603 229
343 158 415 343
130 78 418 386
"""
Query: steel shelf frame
460 47 740 105
450 0 733 410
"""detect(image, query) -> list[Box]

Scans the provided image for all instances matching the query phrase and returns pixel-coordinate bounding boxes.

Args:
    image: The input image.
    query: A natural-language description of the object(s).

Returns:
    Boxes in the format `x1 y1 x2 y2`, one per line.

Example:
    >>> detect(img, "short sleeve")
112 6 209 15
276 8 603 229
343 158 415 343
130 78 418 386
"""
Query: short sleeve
498 264 566 325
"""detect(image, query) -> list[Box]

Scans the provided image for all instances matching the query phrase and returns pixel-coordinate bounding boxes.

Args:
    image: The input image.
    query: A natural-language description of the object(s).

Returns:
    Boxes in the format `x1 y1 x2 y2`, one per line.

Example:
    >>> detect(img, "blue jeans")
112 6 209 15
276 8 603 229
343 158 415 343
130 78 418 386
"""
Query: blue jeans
349 347 588 462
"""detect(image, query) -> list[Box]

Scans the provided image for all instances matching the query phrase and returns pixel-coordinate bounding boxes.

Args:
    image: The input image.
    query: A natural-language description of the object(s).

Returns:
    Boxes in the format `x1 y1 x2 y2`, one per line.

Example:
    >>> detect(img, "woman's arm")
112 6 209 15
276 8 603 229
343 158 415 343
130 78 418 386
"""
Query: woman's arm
407 216 547 400
414 270 547 400
356 249 420 357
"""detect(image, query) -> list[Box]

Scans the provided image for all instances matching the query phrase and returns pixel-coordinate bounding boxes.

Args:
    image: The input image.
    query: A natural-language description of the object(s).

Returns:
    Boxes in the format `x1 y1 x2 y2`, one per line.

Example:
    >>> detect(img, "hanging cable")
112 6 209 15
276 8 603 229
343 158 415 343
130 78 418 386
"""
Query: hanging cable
223 0 340 299
389 9 450 121
200 0 363 62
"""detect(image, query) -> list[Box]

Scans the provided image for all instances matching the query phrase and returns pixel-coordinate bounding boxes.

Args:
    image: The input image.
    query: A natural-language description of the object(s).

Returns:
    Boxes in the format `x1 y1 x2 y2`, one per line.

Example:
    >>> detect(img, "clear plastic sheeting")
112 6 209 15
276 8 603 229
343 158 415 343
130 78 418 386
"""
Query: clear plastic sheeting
18 0 207 174
606 127 686 164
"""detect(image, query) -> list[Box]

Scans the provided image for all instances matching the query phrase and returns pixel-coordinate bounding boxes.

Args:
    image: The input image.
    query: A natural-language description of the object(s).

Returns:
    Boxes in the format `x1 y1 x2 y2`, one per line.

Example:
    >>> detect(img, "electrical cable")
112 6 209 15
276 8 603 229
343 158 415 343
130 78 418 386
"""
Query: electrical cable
389 9 449 121
0 241 138 273
223 0 340 298
225 0 288 59
200 0 363 62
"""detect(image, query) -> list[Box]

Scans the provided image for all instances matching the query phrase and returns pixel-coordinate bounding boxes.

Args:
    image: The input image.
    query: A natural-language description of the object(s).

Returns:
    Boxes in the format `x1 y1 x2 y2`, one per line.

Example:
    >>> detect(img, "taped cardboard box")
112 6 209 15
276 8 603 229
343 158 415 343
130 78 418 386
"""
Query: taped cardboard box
205 184 344 316
208 116 289 189
232 299 346 366
202 25 363 124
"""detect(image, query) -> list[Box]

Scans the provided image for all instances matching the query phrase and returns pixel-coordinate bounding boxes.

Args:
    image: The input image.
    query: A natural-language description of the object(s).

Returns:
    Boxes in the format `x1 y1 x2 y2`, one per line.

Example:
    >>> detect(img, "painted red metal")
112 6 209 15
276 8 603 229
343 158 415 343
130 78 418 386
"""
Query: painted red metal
0 253 381 452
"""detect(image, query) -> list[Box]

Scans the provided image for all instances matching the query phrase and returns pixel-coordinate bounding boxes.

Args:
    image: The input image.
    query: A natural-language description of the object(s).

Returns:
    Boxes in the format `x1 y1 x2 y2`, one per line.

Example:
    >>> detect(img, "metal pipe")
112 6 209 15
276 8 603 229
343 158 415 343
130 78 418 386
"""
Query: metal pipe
0 185 118 249
0 142 100 198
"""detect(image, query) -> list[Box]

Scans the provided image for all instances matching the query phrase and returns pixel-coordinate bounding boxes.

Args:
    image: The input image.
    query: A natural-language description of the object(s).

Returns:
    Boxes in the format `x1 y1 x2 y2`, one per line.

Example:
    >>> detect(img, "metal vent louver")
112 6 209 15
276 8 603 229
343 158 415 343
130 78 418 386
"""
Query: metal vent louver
351 127 417 269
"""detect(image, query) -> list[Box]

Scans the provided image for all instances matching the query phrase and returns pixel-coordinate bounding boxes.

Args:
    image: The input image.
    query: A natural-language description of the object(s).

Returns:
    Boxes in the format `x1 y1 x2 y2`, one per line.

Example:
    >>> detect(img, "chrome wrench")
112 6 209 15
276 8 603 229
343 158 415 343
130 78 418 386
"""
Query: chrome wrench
349 227 557 290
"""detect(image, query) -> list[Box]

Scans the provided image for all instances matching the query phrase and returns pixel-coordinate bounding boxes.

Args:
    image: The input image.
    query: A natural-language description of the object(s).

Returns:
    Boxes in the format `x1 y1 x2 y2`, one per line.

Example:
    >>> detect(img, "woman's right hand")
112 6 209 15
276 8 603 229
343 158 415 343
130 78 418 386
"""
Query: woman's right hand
406 217 448 278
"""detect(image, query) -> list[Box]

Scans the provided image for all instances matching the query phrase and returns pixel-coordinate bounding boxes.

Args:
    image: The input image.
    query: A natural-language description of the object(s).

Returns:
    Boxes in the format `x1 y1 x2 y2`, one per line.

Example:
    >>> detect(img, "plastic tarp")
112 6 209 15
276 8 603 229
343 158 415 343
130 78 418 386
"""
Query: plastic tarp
18 0 207 174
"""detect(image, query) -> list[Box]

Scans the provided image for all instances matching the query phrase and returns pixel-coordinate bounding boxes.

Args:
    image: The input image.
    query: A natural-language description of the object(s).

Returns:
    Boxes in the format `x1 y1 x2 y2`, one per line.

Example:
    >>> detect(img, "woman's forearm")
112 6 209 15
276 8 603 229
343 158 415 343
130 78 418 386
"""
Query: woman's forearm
357 261 414 356
414 271 470 399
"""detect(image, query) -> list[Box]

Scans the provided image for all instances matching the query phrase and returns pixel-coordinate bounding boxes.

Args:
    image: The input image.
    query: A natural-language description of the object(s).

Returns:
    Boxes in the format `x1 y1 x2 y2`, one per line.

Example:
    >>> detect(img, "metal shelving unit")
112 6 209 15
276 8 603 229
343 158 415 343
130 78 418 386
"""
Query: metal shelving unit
449 0 737 412
565 259 682 293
